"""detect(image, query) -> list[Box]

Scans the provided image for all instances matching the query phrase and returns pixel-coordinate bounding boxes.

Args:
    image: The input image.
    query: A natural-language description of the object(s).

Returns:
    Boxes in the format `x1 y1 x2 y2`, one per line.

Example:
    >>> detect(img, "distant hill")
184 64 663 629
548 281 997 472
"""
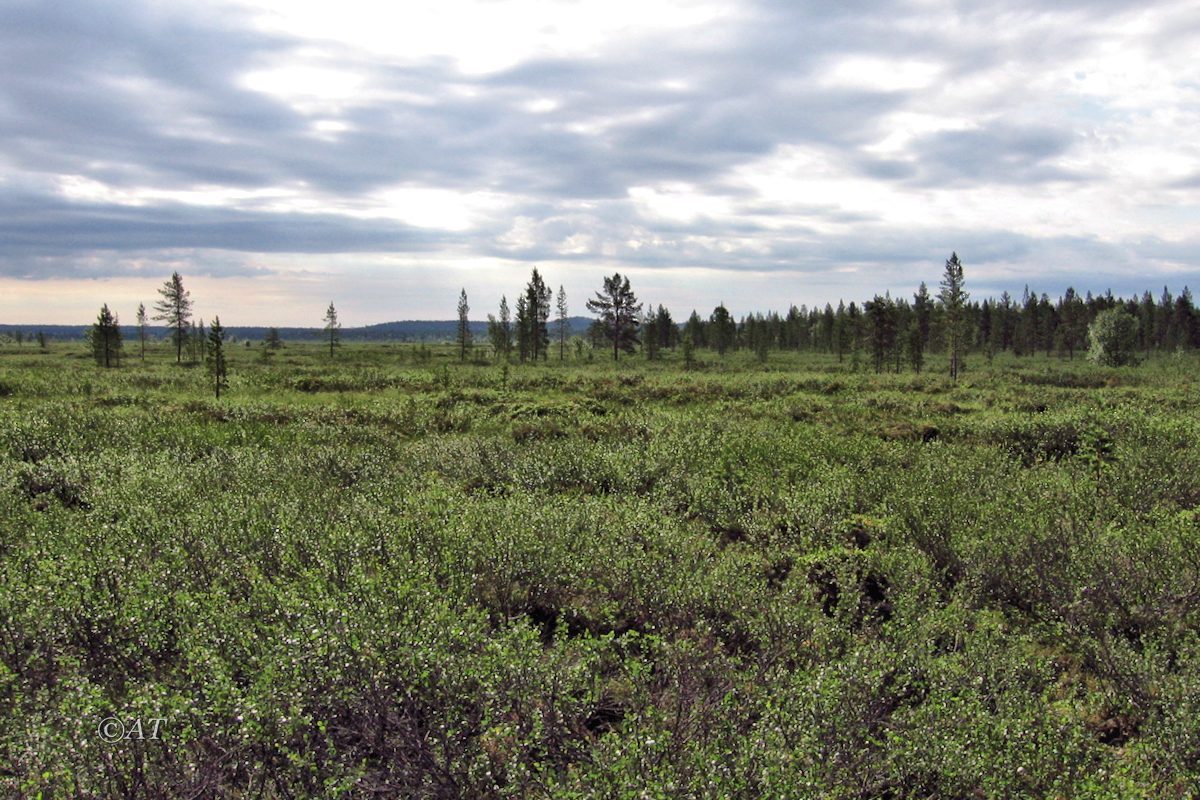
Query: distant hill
0 317 598 343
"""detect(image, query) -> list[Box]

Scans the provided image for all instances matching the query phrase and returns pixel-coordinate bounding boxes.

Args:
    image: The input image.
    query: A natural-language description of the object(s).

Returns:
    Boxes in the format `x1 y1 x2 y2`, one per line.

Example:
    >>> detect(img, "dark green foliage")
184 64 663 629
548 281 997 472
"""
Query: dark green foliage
89 303 122 367
456 288 472 361
586 273 642 361
152 271 192 364
206 316 228 400
709 303 735 355
487 295 514 361
323 301 341 357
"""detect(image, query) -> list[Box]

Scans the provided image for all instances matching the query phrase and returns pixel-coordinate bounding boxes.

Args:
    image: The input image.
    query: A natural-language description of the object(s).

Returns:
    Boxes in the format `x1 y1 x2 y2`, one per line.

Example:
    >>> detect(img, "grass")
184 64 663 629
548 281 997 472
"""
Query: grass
1 339 1198 798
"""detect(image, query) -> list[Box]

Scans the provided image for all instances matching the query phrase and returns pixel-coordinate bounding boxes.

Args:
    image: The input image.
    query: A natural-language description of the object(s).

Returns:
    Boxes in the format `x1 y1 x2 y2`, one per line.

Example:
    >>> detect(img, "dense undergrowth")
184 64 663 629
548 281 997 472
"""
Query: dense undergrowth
1 342 1198 798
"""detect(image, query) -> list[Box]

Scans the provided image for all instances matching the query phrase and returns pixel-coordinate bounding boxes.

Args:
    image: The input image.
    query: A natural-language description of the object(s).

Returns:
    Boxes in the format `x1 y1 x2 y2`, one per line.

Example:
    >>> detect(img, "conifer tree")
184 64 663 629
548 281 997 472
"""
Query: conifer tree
90 304 122 367
515 294 530 362
555 285 569 360
938 252 968 380
456 289 472 361
487 295 513 361
865 294 898 373
135 302 147 361
709 304 735 356
324 302 341 357
153 271 192 364
523 269 551 360
207 316 228 399
586 273 642 361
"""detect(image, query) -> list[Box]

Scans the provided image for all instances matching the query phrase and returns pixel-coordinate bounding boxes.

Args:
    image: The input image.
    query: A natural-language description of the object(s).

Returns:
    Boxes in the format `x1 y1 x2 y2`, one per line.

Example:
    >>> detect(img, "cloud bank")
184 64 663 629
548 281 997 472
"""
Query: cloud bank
1 0 1198 322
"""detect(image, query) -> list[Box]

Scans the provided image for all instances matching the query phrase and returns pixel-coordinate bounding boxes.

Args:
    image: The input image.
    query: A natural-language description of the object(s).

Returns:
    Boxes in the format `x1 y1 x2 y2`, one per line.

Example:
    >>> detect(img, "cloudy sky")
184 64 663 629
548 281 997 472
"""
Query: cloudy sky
1 0 1198 325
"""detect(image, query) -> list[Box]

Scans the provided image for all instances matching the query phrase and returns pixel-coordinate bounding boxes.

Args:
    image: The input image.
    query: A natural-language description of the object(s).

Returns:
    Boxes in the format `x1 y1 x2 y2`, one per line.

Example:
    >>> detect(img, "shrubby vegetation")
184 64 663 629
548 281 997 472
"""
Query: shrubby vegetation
1 328 1198 797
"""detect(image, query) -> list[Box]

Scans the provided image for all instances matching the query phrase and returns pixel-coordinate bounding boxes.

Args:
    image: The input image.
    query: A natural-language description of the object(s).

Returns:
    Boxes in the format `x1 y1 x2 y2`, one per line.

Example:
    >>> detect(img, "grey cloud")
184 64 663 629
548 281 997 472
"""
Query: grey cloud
869 124 1086 187
1 0 1197 300
0 190 455 277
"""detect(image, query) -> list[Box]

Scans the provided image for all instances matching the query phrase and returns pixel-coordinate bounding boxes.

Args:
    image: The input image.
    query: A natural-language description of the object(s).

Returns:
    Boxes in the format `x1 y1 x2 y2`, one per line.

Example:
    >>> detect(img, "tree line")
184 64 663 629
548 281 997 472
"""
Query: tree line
75 254 1197 397
471 254 1193 372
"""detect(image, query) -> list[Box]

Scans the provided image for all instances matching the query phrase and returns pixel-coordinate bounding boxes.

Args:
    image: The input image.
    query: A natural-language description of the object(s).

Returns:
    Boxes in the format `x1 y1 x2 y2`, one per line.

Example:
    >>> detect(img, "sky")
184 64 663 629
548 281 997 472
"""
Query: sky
1 0 1198 326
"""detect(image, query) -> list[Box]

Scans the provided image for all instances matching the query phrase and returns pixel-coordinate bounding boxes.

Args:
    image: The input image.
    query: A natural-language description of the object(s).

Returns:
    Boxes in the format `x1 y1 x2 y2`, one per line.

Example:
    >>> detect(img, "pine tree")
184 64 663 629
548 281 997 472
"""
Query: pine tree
586 273 643 361
90 304 122 367
456 289 472 361
938 252 968 380
265 327 283 349
207 316 228 399
153 271 192 364
324 302 341 358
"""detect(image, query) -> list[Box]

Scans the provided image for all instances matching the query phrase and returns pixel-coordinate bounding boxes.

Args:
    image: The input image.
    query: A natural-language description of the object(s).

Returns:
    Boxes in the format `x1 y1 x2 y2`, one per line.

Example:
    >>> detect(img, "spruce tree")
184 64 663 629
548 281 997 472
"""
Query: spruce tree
207 316 228 399
523 269 551 360
135 302 147 361
90 304 122 368
938 252 968 380
324 302 341 358
456 289 472 361
555 285 569 361
709 304 735 356
487 295 513 361
515 294 530 362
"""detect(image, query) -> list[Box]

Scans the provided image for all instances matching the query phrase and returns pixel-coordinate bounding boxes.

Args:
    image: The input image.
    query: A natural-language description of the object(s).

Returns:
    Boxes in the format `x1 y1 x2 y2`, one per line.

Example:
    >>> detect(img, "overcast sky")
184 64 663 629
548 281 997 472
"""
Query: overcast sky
1 0 1198 325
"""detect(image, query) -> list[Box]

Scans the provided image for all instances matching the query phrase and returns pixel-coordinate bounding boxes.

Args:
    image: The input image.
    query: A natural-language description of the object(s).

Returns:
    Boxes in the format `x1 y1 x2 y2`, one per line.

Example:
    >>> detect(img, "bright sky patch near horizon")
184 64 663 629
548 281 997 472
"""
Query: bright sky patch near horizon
1 0 1198 326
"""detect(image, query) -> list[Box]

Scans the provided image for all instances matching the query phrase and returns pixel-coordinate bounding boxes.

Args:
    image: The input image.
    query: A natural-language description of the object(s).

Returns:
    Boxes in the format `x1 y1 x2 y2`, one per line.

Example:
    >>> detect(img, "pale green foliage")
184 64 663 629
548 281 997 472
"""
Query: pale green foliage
1088 307 1139 366
2 344 1199 797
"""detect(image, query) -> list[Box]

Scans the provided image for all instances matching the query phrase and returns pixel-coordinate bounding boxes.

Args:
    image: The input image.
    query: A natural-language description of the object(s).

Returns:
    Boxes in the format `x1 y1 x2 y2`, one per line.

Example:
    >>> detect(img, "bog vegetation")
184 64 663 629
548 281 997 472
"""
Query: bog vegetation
1 265 1199 798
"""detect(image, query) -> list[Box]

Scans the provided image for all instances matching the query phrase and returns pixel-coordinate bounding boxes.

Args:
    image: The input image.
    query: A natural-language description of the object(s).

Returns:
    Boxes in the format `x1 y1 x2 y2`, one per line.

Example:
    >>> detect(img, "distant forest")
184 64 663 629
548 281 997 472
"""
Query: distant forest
3 260 1198 369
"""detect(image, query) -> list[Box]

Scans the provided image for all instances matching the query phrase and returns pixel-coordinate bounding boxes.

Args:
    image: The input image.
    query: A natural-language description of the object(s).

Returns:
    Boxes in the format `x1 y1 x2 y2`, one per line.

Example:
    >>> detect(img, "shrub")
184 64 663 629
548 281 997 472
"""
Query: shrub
1088 308 1139 366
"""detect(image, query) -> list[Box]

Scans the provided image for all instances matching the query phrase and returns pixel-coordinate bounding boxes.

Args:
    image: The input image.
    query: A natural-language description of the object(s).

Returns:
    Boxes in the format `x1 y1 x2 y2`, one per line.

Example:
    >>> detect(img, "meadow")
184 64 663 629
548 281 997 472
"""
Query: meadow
1 340 1198 798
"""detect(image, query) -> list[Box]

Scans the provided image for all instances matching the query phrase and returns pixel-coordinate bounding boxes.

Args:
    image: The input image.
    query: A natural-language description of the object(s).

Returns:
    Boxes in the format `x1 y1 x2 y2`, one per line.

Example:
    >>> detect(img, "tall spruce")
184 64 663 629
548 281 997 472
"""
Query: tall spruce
90 304 122 368
136 302 147 361
456 289 472 361
523 268 551 360
655 304 675 349
709 304 735 355
555 285 569 360
487 295 513 361
865 294 898 373
515 294 530 362
938 252 968 380
153 271 192 364
586 273 642 361
324 302 341 358
207 316 228 399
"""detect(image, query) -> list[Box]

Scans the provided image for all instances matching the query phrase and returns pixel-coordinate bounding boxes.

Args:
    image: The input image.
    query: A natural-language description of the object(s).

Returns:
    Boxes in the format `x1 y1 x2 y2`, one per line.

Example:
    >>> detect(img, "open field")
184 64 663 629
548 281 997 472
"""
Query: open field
2 341 1199 798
